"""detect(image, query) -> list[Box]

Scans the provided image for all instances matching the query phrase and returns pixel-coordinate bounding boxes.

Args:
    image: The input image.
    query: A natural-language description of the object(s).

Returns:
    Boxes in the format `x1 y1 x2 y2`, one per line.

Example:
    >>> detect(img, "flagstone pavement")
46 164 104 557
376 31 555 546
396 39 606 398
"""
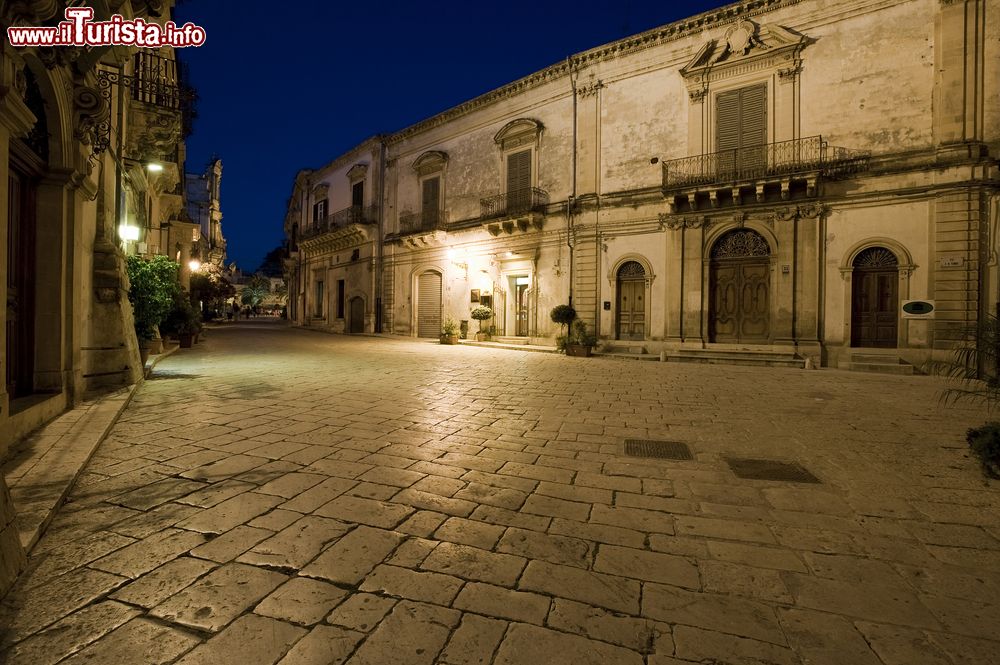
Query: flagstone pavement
2 319 999 664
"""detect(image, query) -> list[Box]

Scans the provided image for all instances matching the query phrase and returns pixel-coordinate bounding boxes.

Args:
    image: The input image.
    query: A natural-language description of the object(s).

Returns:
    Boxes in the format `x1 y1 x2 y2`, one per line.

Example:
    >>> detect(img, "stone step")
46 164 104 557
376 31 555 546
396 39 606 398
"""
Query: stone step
604 344 648 355
668 351 805 369
840 361 915 375
492 336 530 345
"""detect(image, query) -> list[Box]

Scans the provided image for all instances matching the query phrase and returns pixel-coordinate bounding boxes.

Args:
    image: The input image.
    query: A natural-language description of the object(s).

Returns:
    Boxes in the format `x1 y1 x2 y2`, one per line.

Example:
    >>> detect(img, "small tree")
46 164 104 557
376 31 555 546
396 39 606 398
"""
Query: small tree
240 273 271 309
126 255 180 341
190 263 235 320
471 306 493 335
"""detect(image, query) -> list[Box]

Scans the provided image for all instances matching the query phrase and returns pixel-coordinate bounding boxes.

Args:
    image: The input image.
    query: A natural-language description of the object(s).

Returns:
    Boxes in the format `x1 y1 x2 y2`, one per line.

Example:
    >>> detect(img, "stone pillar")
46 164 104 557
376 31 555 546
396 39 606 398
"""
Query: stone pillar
665 225 684 342
0 475 26 597
773 215 796 345
934 0 987 160
33 174 71 394
682 221 706 342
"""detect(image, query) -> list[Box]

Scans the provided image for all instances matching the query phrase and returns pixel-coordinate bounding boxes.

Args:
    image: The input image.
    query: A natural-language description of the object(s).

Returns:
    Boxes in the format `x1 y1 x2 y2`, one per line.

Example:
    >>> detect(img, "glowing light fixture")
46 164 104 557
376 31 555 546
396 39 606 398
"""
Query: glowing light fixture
118 224 139 242
146 162 164 173
188 259 202 272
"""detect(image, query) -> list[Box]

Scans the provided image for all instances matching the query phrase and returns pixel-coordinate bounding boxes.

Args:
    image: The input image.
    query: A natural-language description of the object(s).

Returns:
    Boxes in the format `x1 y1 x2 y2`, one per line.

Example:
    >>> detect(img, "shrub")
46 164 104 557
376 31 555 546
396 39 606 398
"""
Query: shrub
126 255 180 341
967 424 1000 479
441 317 459 336
470 306 493 321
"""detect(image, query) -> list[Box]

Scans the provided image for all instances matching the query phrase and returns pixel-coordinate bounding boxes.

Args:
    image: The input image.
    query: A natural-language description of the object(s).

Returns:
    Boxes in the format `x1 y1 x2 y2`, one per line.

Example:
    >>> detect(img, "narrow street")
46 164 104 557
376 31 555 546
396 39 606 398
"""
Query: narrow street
2 320 998 664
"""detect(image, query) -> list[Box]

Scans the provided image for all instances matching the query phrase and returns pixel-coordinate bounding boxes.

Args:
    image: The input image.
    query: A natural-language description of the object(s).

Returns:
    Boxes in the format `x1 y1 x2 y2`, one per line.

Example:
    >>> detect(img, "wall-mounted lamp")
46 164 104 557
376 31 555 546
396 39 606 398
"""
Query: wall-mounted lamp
188 259 202 272
118 224 140 242
146 162 164 173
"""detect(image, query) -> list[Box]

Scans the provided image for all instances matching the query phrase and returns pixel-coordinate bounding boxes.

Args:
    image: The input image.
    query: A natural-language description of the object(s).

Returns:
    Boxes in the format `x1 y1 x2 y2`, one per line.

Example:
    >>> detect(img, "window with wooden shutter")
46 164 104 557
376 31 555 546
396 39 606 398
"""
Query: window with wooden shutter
506 149 532 211
716 84 767 178
422 177 440 227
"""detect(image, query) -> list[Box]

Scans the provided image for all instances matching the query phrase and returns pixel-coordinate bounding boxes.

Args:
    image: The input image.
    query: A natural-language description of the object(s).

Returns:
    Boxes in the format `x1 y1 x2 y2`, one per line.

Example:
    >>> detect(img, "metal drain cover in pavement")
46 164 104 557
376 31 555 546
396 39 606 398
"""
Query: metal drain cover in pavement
725 458 821 483
624 440 694 460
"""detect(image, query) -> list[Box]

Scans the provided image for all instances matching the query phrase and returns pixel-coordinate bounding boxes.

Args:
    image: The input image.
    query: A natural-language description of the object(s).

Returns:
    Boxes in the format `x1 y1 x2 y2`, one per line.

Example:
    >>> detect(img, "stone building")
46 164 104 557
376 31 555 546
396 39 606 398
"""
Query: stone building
285 137 385 333
285 0 998 372
0 0 194 592
186 157 227 270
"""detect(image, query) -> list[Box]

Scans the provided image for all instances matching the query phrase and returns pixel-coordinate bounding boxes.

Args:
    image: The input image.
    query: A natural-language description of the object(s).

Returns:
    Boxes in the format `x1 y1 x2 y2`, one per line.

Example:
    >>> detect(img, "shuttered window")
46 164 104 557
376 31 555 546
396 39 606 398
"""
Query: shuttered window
506 150 531 195
352 181 364 207
416 271 442 338
422 177 440 226
715 84 766 152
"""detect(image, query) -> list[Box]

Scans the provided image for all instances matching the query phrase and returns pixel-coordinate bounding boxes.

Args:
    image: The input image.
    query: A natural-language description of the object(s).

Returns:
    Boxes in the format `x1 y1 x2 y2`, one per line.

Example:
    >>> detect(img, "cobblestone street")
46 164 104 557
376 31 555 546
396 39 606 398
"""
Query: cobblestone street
2 319 999 664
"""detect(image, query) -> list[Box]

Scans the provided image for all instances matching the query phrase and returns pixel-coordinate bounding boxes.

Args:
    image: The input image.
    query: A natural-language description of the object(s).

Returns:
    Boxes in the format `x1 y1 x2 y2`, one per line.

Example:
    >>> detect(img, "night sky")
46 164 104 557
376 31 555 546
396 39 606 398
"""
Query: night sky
174 0 730 272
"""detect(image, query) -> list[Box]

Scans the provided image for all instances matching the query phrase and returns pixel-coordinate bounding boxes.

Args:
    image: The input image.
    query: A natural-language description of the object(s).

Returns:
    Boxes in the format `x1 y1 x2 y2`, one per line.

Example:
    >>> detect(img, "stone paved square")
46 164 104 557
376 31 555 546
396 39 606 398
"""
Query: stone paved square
1 322 999 664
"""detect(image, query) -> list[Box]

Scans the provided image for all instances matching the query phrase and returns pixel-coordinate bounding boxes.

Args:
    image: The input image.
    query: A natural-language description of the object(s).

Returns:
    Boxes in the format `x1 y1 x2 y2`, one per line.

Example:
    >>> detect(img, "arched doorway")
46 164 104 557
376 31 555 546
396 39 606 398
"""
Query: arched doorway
416 270 442 338
616 261 646 340
851 247 898 347
709 229 771 343
349 296 364 333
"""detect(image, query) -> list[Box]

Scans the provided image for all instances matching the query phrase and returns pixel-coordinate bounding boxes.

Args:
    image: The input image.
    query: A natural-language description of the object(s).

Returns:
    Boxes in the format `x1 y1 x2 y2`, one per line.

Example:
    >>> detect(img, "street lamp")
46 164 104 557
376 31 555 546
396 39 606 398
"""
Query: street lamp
188 259 201 272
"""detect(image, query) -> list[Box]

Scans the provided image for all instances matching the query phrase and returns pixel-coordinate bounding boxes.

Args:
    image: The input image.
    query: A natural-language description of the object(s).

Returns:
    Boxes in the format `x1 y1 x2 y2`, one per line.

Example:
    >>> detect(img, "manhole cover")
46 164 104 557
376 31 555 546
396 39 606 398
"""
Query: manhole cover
725 458 821 483
624 440 693 460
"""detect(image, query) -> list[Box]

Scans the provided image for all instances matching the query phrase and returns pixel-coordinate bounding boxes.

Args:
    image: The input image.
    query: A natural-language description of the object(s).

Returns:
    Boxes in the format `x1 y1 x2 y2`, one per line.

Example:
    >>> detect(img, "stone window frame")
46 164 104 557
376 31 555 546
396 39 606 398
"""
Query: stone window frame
347 163 368 208
679 20 811 157
493 118 543 196
412 150 448 225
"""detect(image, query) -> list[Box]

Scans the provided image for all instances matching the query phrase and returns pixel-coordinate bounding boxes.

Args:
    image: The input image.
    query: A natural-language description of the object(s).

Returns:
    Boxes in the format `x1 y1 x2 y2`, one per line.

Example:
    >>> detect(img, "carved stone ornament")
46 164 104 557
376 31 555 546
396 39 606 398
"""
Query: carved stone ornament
2 0 59 28
128 108 181 161
688 87 708 103
73 84 110 147
775 206 798 221
724 21 767 56
799 203 827 219
577 79 604 98
38 46 84 70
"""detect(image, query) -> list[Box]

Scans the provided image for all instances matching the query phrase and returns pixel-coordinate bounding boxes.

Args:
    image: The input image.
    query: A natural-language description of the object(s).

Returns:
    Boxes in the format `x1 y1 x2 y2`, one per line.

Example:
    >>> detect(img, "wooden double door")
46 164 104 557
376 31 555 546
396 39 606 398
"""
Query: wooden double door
616 261 646 341
851 270 898 347
709 258 770 342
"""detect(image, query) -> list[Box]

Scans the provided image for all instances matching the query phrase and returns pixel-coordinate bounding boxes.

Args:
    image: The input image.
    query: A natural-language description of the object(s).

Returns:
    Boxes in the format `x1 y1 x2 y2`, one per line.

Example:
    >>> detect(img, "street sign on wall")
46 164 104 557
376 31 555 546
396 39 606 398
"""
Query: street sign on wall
902 300 935 319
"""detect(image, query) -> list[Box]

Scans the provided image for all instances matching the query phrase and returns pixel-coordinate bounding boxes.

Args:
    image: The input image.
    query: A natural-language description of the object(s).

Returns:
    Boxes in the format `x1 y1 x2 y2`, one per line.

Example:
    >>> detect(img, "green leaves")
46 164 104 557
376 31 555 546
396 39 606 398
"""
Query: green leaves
126 255 180 340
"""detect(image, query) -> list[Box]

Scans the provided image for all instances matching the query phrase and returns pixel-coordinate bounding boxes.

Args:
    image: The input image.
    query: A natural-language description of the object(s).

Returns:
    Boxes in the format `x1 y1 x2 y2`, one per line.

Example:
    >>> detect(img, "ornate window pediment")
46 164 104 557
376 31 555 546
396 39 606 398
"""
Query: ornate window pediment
494 118 543 152
347 163 368 182
312 182 329 199
680 20 811 98
412 150 448 177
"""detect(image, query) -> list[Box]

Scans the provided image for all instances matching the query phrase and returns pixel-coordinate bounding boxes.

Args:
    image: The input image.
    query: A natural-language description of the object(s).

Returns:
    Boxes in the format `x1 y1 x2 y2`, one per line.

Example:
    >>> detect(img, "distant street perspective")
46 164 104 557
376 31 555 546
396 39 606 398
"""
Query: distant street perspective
1 320 998 664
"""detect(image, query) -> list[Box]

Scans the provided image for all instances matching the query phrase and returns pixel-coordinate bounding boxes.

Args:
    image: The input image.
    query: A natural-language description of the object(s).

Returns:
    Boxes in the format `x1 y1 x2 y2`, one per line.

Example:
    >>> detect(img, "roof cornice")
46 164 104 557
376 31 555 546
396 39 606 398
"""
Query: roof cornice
386 0 802 145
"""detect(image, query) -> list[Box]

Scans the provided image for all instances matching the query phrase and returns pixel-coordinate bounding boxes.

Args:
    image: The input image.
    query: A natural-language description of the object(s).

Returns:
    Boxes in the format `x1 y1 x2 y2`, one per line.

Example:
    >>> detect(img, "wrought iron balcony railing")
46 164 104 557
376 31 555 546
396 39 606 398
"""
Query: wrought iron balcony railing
398 210 447 235
131 51 183 110
301 205 377 240
480 187 549 220
661 136 870 190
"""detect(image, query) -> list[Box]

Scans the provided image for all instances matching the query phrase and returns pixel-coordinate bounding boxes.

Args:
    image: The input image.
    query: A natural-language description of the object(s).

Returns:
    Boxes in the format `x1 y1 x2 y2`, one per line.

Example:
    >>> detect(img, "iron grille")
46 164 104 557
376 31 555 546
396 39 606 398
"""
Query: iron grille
661 136 870 190
399 210 446 235
301 205 378 240
480 187 548 220
624 440 694 460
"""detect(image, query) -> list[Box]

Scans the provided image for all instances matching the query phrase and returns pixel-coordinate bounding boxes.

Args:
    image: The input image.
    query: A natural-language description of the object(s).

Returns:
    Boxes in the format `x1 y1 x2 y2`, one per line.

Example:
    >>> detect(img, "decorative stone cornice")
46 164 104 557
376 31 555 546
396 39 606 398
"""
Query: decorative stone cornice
347 163 368 182
494 118 543 151
576 79 603 98
387 0 804 146
412 150 448 176
1 0 59 28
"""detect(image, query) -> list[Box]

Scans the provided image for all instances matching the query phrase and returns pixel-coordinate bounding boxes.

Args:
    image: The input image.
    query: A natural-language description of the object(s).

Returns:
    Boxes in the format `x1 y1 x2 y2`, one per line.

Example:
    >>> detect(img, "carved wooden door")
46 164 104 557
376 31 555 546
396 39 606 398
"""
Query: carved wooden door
616 261 646 340
709 230 771 343
851 248 898 347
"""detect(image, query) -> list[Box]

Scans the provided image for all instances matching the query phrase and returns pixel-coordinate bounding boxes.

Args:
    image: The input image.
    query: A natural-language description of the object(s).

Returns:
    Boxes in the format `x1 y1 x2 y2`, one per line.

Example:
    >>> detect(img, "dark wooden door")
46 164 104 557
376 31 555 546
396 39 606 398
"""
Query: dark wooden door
7 166 36 398
710 259 770 343
616 283 645 340
349 297 364 333
852 270 898 347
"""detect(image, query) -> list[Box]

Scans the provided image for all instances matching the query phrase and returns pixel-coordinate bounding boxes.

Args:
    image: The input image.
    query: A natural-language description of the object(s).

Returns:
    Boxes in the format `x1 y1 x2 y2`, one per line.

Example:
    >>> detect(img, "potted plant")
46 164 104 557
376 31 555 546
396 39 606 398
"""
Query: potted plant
550 304 576 352
126 255 179 365
565 319 598 357
440 317 460 345
471 305 493 341
161 290 202 349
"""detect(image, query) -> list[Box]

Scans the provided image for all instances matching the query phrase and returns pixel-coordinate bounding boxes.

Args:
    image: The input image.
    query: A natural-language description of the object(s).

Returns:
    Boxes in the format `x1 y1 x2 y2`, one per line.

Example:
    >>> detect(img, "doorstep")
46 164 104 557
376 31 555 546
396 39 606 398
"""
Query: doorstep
1 384 137 551
459 339 559 354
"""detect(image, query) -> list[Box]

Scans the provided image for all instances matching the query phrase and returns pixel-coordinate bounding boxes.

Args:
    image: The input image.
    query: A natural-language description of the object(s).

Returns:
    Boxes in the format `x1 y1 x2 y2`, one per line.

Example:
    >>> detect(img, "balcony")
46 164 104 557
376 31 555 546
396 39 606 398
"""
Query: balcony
480 187 549 220
480 187 548 236
399 210 447 235
299 205 378 251
661 136 869 212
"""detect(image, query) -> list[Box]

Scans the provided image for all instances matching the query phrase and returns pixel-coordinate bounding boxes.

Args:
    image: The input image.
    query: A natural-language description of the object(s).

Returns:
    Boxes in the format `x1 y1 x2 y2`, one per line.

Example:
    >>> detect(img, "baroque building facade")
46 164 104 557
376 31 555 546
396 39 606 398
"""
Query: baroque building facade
0 0 194 592
185 156 226 270
285 0 998 371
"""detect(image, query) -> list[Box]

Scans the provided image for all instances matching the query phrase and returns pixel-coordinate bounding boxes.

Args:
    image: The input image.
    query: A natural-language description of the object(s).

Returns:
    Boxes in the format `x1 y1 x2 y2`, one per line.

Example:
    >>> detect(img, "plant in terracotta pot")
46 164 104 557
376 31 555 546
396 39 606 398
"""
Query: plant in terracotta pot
471 305 493 341
550 304 576 352
161 291 201 349
440 317 460 345
126 255 180 364
564 319 598 357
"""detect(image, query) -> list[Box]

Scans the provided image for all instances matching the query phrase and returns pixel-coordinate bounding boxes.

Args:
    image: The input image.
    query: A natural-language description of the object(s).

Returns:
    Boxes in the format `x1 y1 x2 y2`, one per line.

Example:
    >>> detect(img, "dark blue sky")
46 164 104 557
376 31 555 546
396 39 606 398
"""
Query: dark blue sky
174 0 730 271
